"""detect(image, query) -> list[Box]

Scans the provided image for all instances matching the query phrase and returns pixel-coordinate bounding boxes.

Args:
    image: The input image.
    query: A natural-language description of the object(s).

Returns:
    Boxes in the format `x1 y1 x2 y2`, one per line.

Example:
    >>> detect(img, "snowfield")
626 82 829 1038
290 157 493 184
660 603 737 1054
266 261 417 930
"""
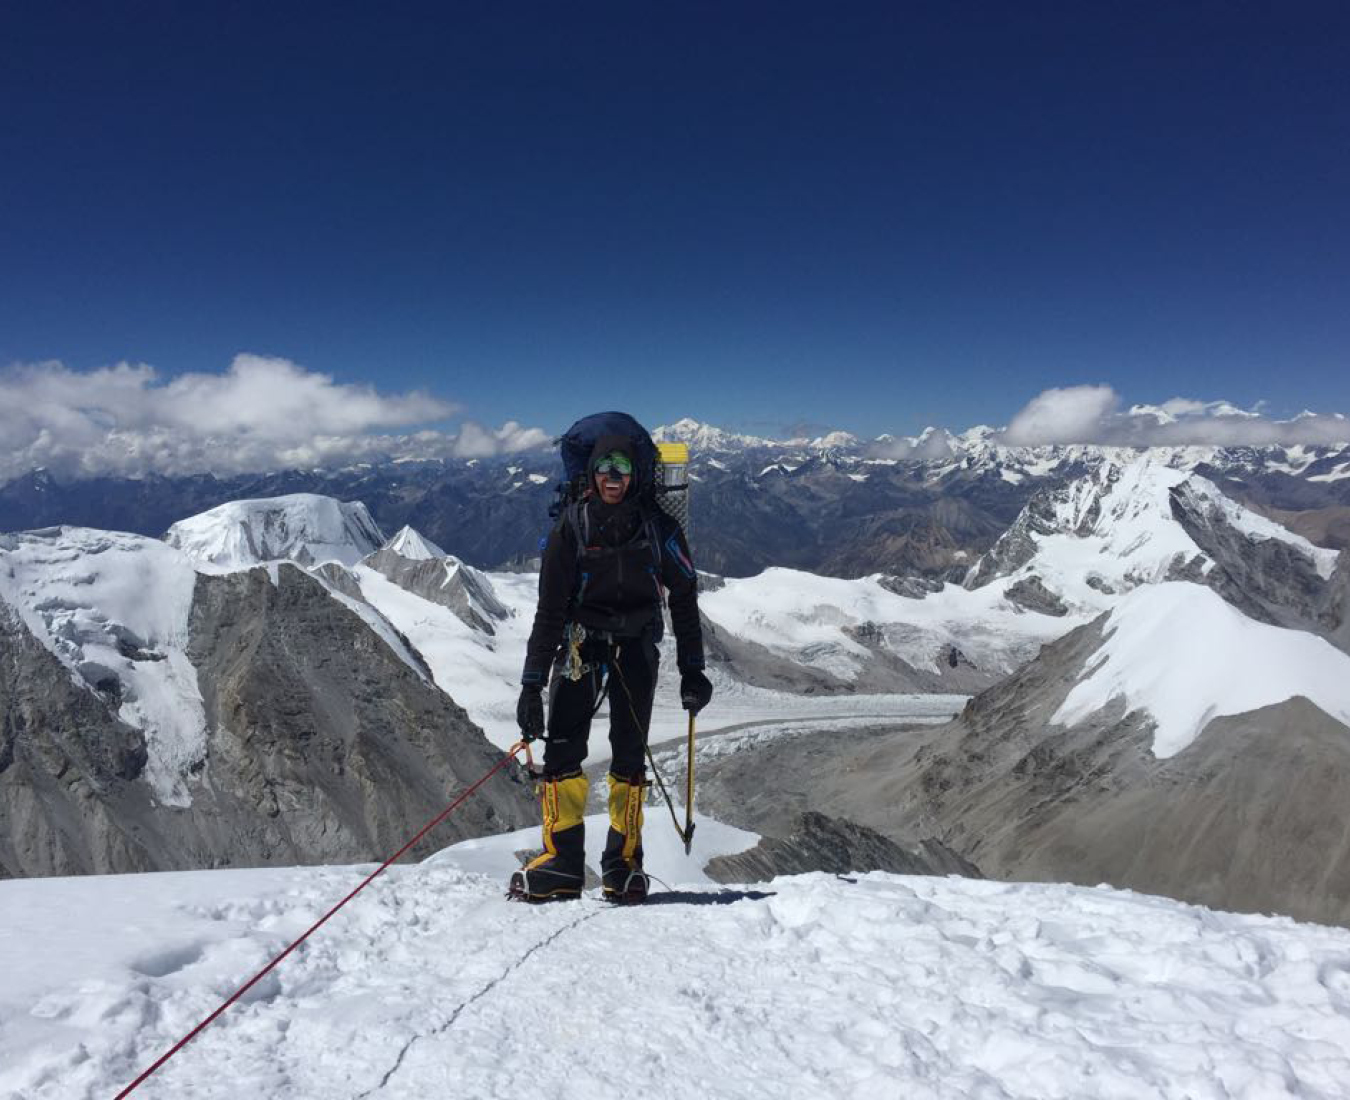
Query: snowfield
1054 582 1350 757
165 494 384 568
699 566 1074 681
4 849 1350 1099
976 456 1338 610
0 527 205 805
351 560 967 752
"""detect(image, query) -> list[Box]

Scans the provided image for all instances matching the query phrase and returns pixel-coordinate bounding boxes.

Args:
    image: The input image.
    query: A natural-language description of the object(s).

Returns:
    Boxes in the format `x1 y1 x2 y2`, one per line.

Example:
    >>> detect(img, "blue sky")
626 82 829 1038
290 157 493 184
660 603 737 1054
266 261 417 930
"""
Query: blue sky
1 2 1348 443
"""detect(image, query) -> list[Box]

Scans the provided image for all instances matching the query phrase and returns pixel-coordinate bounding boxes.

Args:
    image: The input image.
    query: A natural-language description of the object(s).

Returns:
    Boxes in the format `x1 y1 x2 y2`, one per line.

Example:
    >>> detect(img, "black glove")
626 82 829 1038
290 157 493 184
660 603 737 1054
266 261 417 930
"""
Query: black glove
679 669 713 715
516 685 545 741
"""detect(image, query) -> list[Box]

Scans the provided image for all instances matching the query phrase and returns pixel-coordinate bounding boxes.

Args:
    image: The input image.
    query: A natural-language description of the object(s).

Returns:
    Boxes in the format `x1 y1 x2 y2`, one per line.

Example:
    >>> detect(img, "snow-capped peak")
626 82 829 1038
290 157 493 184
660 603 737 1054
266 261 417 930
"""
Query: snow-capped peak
651 418 774 451
968 453 1336 613
383 525 445 561
1054 581 1350 757
806 430 859 450
165 494 385 569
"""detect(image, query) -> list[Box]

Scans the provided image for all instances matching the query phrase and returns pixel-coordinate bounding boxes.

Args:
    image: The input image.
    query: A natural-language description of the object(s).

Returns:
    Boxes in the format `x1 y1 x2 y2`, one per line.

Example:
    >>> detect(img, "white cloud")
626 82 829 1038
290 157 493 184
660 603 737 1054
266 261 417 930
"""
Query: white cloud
452 420 552 458
1003 385 1120 445
868 429 957 461
1000 386 1349 448
0 356 550 480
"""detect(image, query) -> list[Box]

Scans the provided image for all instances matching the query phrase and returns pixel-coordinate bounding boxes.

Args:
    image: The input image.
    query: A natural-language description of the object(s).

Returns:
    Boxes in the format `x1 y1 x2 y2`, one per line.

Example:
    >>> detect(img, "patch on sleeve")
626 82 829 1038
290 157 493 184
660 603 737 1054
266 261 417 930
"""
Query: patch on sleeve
665 534 696 579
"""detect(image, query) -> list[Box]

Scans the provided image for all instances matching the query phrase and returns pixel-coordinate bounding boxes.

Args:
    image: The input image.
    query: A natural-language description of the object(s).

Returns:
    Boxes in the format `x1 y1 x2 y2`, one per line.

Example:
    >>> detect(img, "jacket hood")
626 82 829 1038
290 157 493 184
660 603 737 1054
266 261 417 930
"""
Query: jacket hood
587 434 639 493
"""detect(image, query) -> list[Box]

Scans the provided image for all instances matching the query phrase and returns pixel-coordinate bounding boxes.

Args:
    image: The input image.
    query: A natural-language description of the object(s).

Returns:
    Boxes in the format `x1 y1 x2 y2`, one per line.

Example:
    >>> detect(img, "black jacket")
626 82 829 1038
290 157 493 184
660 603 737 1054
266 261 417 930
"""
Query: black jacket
521 497 704 685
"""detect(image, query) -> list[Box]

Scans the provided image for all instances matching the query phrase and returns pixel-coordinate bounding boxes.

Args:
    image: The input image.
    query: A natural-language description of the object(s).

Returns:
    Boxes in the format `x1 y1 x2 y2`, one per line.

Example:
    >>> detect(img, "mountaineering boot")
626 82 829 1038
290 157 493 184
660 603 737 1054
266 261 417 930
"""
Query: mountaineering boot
601 771 649 903
509 771 587 902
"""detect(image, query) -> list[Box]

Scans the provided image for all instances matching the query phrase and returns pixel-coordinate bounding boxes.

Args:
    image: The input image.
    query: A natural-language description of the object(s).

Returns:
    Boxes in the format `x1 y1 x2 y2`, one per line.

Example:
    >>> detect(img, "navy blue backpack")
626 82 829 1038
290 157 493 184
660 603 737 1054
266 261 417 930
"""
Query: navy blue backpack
552 412 660 519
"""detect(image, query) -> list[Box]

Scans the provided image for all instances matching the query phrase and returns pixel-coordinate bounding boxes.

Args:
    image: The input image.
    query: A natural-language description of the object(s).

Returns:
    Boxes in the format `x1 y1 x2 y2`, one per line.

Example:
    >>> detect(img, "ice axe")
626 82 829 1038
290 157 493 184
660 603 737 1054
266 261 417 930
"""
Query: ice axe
639 707 698 854
683 711 696 854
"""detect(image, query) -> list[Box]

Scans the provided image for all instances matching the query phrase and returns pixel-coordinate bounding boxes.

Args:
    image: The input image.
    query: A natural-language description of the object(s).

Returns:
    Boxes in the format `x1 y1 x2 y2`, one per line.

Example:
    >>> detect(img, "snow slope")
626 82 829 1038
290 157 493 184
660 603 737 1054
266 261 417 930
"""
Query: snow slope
351 564 536 744
352 564 963 750
4 858 1350 1099
972 454 1338 611
0 527 205 805
701 566 1074 682
382 525 445 560
1053 582 1350 757
166 494 384 568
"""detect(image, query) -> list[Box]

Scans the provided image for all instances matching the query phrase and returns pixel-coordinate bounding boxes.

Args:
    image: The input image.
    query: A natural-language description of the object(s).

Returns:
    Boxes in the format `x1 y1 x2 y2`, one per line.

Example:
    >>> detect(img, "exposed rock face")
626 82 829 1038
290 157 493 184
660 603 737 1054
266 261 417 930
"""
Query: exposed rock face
1003 575 1068 616
1169 480 1331 632
699 613 852 694
1321 552 1350 654
700 619 1350 927
0 603 158 877
362 546 510 634
878 574 945 599
310 561 365 600
703 811 980 884
183 565 533 866
0 564 534 877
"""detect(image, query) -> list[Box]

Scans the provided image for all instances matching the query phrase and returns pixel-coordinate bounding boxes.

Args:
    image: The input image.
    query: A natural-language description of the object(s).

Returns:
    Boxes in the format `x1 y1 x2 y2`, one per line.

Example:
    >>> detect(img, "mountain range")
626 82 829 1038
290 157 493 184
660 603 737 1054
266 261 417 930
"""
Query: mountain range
3 439 1350 928
3 420 1349 580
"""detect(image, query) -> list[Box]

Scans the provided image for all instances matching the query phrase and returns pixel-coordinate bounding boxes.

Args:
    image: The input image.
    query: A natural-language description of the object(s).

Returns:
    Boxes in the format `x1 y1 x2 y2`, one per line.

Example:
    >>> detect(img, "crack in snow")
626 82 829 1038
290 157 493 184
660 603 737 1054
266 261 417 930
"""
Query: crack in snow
356 906 607 1097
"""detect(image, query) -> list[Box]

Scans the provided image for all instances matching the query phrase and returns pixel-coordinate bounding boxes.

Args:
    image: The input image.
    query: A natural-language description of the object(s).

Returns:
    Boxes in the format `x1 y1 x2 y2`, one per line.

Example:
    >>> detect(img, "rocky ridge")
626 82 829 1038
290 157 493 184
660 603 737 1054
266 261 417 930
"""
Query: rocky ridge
0 526 534 878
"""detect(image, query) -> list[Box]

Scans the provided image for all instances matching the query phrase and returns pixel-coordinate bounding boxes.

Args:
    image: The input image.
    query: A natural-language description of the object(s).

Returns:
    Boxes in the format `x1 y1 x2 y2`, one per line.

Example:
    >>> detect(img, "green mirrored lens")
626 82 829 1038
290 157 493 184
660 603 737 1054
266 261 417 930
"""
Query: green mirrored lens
597 453 632 476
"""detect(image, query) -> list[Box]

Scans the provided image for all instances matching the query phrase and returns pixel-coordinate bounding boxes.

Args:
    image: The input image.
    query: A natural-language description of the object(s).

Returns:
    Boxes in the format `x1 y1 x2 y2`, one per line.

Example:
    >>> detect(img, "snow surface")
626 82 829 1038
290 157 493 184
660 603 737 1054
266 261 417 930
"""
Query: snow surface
1309 461 1350 483
1019 458 1205 606
166 494 385 569
1182 477 1339 579
653 418 775 452
351 564 533 743
982 456 1337 610
0 527 205 805
351 563 964 752
382 525 445 561
1053 582 1350 757
700 566 1072 681
5 857 1350 1099
320 581 431 684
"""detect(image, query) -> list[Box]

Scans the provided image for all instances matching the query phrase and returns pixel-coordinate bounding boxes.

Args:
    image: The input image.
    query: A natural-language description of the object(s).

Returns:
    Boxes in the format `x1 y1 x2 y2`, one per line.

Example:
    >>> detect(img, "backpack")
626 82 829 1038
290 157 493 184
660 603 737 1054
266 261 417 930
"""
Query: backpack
551 411 660 520
544 413 691 557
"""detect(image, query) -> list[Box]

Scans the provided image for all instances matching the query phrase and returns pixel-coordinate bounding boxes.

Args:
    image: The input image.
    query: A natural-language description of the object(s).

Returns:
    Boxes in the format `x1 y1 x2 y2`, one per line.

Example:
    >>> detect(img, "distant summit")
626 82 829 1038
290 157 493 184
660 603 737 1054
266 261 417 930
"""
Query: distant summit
165 493 385 568
383 524 446 561
652 418 777 451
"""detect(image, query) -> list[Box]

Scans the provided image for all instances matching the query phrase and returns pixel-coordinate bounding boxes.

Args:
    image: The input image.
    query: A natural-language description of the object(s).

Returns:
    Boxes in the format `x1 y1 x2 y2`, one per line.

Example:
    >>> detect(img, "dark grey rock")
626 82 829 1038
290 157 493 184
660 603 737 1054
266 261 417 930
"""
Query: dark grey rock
0 564 535 878
1003 575 1068 616
703 811 980 883
878 574 944 599
363 547 510 634
311 562 365 601
1169 480 1330 632
0 602 159 877
696 615 1350 927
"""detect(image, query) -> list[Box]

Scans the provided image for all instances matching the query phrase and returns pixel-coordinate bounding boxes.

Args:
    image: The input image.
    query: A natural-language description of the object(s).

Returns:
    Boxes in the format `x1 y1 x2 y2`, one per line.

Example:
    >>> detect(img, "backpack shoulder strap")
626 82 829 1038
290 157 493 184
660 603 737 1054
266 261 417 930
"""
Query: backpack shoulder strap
561 497 589 552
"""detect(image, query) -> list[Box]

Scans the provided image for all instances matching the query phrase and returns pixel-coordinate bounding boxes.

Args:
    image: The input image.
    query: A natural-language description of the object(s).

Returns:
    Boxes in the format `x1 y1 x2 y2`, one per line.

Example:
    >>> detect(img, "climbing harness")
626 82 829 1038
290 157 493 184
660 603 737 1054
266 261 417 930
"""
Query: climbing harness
113 740 535 1099
563 622 592 682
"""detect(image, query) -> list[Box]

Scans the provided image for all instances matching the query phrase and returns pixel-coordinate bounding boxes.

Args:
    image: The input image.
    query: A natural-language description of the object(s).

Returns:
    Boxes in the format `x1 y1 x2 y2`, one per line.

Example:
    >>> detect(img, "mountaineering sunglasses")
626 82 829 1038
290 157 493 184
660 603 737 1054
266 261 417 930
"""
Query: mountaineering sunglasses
595 453 633 477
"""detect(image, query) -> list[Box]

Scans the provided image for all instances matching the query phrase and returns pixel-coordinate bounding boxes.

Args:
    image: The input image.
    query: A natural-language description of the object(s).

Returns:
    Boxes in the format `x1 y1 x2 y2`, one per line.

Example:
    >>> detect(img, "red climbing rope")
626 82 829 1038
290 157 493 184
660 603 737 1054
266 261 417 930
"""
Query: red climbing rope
114 740 533 1099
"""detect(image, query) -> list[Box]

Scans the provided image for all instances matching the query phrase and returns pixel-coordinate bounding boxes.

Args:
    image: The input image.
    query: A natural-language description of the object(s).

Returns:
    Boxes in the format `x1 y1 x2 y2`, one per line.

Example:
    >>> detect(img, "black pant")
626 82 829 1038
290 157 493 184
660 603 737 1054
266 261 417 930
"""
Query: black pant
544 633 658 779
